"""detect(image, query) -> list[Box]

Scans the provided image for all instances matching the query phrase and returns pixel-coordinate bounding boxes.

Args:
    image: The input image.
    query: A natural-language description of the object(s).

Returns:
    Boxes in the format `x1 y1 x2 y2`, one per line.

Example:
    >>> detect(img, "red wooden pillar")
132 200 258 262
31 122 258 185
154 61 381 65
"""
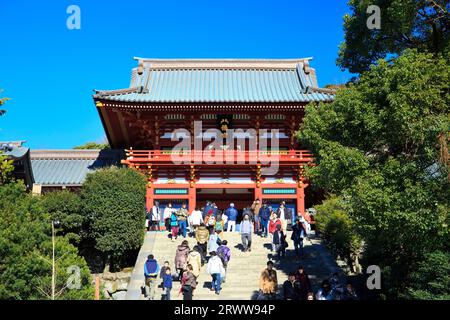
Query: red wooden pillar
146 183 153 211
255 162 262 201
296 186 305 218
188 165 196 212
146 164 154 211
255 183 262 202
188 186 196 212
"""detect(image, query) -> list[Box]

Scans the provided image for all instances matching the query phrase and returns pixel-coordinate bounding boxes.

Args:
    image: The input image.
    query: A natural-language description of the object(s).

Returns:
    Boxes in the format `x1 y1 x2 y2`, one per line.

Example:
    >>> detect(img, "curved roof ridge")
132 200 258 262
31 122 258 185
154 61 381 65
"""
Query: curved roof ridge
133 58 314 70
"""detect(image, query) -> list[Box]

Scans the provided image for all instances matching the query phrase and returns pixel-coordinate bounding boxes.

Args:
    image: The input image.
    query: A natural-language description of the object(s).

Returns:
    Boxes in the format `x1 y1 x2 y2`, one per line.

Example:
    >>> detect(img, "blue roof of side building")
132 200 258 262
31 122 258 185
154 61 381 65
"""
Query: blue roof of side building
93 58 335 103
31 150 123 186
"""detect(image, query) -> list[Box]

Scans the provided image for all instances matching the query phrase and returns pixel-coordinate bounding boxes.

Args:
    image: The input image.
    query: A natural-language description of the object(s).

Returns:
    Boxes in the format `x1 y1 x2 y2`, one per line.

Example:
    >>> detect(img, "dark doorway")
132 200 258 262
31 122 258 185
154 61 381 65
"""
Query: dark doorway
196 188 254 221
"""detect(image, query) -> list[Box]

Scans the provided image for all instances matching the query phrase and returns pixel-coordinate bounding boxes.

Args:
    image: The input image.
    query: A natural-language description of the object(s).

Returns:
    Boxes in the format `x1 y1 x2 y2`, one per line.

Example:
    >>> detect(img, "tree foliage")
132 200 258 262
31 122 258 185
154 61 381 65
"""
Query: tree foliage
298 50 450 299
315 196 362 272
80 167 146 270
0 89 9 116
337 0 450 73
0 94 13 184
0 152 15 185
403 251 450 300
73 142 110 150
0 182 94 300
41 190 85 244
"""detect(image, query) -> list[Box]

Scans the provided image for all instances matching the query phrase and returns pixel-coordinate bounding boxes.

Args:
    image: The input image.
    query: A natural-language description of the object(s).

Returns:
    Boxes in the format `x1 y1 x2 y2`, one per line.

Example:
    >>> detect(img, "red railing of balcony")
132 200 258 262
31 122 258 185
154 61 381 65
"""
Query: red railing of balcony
122 149 314 166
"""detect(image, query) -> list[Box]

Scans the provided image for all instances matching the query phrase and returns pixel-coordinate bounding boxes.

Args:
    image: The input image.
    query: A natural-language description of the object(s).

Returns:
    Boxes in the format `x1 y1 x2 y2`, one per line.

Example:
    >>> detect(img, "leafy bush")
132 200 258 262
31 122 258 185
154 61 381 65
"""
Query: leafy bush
80 167 146 271
403 251 450 300
314 196 362 272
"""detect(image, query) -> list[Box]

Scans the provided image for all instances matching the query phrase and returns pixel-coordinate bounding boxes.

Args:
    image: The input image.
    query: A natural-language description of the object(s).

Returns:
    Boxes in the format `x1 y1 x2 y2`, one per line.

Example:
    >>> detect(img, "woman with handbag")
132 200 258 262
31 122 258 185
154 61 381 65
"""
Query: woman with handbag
180 264 197 300
174 240 190 281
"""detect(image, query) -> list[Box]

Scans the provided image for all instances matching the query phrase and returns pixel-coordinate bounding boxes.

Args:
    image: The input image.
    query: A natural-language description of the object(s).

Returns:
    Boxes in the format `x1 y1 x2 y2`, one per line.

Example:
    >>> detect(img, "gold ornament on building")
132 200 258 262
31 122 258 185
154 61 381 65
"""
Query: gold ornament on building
220 119 229 138
189 165 196 187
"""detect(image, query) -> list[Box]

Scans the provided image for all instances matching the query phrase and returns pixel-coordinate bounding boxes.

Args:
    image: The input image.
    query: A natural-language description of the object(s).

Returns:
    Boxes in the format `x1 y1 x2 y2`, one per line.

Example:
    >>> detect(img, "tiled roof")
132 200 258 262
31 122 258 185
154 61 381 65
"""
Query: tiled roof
30 150 123 186
1 141 29 159
1 145 29 159
93 58 335 103
1 141 34 187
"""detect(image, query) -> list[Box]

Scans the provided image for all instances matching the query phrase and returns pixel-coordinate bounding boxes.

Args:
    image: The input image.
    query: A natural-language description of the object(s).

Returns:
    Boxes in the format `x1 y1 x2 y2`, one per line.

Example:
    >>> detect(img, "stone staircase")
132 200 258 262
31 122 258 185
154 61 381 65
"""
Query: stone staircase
126 229 343 300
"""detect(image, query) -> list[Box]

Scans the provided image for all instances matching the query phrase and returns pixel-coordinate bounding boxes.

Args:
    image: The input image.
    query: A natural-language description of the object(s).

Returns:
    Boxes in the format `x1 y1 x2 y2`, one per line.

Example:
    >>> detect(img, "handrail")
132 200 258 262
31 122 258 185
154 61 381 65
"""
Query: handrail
123 149 314 164
125 149 313 155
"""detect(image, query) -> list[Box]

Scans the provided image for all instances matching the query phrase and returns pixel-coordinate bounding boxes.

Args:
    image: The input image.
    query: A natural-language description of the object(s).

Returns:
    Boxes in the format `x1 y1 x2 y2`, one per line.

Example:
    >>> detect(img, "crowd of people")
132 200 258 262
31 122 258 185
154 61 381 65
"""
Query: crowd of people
143 200 357 300
258 262 358 300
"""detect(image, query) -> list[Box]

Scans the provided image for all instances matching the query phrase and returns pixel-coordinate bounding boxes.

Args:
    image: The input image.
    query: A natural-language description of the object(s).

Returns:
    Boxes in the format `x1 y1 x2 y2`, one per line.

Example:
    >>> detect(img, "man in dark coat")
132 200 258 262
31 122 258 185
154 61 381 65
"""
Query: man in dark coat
291 219 307 257
283 272 301 300
259 203 271 237
272 224 286 259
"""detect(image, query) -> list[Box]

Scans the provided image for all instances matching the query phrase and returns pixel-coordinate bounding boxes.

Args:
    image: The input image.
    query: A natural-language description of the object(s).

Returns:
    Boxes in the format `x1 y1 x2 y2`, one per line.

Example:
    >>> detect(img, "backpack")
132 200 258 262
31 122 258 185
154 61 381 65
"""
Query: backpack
217 246 230 263
215 220 224 231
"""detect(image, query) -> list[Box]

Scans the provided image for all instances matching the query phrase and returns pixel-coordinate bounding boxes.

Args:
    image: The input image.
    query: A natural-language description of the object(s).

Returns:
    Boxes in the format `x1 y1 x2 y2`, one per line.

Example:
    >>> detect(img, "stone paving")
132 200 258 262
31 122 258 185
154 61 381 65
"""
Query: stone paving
125 228 344 300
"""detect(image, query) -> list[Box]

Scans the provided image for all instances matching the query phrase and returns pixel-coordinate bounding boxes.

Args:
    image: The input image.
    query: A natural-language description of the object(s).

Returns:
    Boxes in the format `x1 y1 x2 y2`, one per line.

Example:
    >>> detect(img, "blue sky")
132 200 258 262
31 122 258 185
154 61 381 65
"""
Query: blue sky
0 0 351 149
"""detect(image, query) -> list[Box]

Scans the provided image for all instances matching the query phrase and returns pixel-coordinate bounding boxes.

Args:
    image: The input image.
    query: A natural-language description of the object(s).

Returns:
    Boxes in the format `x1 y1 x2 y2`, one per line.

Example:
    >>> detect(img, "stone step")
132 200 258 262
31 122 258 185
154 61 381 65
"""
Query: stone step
127 230 344 300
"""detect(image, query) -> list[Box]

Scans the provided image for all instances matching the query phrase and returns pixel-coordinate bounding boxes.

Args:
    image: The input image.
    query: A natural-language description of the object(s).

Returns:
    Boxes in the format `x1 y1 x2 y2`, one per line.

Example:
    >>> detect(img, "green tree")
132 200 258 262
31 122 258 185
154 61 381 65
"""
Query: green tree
41 190 85 244
0 89 9 116
338 0 450 73
0 182 94 300
298 50 450 298
80 167 146 271
73 141 110 150
403 251 450 300
0 94 14 185
0 152 14 185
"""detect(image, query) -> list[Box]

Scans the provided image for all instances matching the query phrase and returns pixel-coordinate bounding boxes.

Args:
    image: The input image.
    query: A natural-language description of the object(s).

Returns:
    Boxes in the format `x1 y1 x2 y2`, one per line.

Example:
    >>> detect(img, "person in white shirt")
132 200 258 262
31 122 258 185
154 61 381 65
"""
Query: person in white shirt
207 251 225 295
151 201 161 231
190 207 203 236
276 201 292 232
163 202 176 233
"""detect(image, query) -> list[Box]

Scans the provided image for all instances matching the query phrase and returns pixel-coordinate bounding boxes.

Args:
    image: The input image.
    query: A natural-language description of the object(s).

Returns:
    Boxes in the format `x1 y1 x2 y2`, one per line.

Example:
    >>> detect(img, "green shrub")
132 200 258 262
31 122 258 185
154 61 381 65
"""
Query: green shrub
315 196 362 271
80 167 146 271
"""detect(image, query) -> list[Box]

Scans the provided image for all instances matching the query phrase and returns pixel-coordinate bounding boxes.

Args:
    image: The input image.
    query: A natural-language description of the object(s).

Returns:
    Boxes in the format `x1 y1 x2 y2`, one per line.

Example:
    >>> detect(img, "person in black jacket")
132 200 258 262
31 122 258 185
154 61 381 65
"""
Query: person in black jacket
295 265 312 300
272 225 287 259
259 203 271 238
291 219 307 257
283 273 301 300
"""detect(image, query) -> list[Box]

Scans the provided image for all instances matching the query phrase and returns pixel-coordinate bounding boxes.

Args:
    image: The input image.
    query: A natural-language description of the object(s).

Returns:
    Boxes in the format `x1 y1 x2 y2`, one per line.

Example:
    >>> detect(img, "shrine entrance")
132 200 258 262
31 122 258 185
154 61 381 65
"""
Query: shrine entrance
196 187 255 214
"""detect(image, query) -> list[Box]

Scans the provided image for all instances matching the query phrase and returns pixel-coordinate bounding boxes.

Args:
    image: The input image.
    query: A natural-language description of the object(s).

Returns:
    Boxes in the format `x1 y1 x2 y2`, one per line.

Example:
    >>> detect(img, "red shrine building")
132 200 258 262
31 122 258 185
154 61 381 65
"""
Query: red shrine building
93 58 334 218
